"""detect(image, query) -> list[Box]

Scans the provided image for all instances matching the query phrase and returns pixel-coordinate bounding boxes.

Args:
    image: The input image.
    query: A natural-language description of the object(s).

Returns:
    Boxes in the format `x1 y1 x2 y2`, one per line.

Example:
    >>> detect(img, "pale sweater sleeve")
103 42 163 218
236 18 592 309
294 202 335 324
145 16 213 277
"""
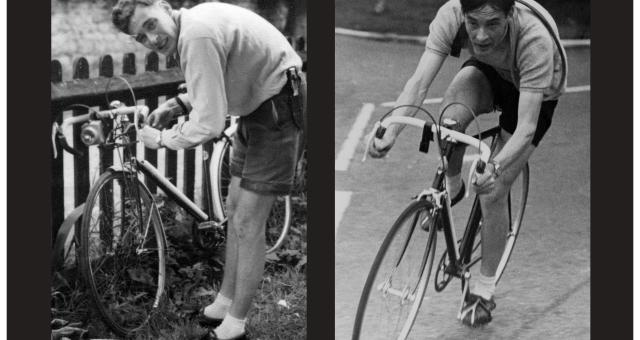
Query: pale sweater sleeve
162 37 227 150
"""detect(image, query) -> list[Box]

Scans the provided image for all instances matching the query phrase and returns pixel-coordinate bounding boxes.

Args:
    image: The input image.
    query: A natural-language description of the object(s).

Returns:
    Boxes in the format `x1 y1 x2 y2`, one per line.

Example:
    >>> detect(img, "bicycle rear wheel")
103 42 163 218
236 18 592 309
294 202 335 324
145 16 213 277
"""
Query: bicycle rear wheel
352 200 438 340
204 138 293 254
78 170 166 337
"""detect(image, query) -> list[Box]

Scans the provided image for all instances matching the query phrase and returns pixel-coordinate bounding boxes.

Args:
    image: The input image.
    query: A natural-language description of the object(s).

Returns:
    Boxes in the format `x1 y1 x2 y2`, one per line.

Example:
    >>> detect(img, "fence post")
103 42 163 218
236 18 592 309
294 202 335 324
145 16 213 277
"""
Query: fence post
99 55 115 174
164 56 180 186
97 55 116 245
72 57 91 209
51 60 65 242
144 52 160 193
122 53 138 161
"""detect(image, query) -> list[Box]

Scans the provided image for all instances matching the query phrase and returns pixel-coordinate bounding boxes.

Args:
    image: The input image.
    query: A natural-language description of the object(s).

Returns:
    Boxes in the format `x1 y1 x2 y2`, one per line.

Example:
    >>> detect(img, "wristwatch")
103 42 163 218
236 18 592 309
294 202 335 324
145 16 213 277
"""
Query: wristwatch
489 159 502 178
174 96 189 116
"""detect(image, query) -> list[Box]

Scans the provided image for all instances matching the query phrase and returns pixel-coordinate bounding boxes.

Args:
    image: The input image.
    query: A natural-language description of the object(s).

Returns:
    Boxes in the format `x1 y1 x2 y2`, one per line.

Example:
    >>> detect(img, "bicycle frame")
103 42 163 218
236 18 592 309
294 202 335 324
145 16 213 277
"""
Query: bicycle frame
135 159 210 223
425 126 504 281
129 120 238 226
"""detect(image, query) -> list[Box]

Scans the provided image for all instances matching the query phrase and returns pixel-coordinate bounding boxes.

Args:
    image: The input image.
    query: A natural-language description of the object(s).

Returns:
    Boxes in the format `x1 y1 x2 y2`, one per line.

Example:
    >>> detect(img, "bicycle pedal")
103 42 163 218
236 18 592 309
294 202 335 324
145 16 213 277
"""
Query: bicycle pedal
198 221 223 230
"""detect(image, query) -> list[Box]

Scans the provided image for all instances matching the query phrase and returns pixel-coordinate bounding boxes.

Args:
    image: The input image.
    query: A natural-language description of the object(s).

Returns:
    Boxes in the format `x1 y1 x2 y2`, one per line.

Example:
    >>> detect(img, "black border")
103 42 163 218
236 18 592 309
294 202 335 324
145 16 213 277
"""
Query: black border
591 0 632 338
306 0 335 339
7 0 52 338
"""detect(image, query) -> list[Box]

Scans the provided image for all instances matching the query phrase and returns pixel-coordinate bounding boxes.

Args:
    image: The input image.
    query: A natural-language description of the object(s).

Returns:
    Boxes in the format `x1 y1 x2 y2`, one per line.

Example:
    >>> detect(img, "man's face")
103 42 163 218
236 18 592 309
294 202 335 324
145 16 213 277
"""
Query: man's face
128 2 178 55
464 4 510 56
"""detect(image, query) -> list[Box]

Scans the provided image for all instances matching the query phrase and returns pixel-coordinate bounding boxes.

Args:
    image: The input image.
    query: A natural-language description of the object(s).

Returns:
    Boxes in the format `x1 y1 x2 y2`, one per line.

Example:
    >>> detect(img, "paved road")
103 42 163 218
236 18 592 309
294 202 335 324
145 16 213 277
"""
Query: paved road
335 35 591 340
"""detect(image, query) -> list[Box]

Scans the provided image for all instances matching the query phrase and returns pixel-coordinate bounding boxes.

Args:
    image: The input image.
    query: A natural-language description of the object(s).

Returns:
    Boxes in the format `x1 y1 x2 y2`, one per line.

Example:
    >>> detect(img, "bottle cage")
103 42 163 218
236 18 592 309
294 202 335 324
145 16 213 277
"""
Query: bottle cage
449 0 567 88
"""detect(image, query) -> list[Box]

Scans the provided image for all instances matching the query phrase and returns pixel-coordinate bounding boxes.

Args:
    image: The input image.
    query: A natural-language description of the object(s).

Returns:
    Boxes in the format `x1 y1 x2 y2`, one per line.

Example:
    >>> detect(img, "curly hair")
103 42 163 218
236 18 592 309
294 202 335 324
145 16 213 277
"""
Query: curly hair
112 0 159 34
460 0 515 15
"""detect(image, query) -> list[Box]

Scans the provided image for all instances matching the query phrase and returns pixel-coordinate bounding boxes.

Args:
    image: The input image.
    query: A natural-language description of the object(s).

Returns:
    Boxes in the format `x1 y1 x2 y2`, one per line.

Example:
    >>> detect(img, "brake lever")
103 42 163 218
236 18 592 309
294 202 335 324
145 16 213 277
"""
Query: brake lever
361 122 382 162
52 122 84 158
52 123 59 159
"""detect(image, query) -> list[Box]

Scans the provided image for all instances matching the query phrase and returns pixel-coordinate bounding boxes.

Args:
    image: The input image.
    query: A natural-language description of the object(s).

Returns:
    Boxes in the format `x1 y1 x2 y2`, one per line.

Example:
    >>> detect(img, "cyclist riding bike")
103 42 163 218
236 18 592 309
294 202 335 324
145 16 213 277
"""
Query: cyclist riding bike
369 0 567 327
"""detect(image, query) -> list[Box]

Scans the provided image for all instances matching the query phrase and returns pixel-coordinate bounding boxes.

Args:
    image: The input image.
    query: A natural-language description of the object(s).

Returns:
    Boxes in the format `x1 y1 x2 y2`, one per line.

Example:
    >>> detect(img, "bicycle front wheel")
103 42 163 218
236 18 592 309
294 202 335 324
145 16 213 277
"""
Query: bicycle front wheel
353 200 438 340
77 170 166 337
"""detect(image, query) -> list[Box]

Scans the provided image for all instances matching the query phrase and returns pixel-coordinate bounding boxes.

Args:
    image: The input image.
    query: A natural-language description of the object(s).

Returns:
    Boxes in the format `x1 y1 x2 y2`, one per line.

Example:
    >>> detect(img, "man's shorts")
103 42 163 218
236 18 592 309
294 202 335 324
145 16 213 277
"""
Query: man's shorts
230 80 304 196
462 58 558 147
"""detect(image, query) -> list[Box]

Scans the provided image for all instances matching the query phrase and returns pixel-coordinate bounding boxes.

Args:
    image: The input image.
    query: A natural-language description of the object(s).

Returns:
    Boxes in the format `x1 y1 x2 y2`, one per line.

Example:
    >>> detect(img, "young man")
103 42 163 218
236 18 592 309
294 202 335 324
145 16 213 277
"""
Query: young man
112 1 305 339
369 0 566 327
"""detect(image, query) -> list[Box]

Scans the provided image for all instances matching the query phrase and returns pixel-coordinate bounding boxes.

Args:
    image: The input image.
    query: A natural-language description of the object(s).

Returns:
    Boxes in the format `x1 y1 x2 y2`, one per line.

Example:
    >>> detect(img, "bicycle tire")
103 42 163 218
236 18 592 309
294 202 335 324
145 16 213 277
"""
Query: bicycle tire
464 162 529 285
77 170 166 337
52 203 84 272
199 138 293 254
353 200 438 340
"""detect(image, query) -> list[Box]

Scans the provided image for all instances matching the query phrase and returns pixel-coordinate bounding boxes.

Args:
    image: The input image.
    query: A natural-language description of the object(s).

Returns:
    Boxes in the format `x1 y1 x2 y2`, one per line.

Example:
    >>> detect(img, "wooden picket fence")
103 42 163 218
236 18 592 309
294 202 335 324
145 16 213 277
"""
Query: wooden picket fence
51 37 306 241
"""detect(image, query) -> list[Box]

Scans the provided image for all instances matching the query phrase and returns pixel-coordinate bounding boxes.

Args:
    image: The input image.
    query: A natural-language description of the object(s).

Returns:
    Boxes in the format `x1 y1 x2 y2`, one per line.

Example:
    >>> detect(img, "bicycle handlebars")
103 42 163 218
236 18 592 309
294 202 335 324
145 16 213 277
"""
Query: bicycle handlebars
52 102 149 159
363 116 492 192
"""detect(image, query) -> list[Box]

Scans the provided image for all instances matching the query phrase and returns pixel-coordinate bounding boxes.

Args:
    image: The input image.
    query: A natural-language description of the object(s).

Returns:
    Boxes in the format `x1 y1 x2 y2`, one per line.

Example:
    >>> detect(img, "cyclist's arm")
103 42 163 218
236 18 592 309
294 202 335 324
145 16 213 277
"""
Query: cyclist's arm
491 90 543 169
386 50 446 138
161 37 227 150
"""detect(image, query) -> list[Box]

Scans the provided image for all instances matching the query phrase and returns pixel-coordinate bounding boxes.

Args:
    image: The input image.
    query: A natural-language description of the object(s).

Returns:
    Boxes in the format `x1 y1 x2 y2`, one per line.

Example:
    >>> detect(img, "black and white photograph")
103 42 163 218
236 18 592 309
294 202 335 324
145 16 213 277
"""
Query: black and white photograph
335 0 590 338
50 0 307 338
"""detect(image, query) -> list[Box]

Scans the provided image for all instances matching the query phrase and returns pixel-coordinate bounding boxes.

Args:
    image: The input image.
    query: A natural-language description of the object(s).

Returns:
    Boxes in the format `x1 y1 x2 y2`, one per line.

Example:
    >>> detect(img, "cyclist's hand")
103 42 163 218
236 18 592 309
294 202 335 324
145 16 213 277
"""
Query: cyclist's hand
139 126 163 149
368 134 395 158
472 169 496 195
146 102 175 129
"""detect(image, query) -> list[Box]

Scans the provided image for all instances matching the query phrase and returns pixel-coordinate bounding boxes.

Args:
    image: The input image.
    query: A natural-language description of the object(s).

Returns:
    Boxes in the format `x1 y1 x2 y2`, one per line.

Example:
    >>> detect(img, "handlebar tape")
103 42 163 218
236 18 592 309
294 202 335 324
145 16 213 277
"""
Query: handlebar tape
57 133 84 157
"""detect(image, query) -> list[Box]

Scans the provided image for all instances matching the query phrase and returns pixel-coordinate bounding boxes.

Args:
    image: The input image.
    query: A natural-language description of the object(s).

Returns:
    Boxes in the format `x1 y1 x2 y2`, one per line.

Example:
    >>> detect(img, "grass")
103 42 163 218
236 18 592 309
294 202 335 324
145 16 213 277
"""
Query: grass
335 0 591 39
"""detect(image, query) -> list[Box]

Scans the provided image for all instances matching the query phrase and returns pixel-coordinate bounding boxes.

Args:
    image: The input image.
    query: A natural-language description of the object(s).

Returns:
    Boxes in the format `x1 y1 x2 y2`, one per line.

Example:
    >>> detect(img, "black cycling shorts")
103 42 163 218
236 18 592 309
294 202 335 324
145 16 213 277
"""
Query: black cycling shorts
462 58 558 147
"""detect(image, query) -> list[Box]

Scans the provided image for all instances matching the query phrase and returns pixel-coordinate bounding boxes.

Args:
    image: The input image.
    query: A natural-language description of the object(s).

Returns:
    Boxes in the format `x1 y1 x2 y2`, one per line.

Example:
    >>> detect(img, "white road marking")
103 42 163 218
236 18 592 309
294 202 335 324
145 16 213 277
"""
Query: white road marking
335 103 375 171
335 191 352 234
335 27 591 47
380 85 592 108
565 85 590 93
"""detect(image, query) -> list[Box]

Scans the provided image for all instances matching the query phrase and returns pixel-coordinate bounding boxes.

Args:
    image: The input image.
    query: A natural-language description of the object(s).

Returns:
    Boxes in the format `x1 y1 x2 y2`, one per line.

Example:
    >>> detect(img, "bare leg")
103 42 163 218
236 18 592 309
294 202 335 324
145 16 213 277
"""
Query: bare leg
479 130 535 277
227 187 276 318
217 176 243 300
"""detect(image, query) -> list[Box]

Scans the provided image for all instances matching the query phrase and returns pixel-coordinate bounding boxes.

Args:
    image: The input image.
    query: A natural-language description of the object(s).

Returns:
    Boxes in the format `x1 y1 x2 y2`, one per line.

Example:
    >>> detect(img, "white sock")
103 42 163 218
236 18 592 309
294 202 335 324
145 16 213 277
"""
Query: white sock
204 294 232 319
214 314 246 339
446 173 463 198
471 273 496 300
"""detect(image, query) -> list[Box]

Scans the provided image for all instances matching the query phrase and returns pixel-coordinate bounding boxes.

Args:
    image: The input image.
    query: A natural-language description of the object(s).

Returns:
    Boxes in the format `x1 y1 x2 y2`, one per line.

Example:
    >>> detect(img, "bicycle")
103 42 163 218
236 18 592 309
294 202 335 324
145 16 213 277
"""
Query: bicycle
51 88 299 336
352 104 529 340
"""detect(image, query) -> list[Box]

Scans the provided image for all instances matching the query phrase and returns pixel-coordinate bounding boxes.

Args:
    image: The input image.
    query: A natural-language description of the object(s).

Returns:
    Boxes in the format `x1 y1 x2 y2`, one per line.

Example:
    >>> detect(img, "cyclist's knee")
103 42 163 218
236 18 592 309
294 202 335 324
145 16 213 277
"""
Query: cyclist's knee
230 209 264 240
479 182 509 206
440 69 493 125
440 106 470 132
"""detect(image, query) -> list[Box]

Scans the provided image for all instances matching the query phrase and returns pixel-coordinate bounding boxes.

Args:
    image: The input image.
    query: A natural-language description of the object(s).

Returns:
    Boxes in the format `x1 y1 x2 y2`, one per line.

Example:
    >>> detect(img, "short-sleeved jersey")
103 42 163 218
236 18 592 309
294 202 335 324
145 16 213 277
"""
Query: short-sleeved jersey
425 0 566 100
